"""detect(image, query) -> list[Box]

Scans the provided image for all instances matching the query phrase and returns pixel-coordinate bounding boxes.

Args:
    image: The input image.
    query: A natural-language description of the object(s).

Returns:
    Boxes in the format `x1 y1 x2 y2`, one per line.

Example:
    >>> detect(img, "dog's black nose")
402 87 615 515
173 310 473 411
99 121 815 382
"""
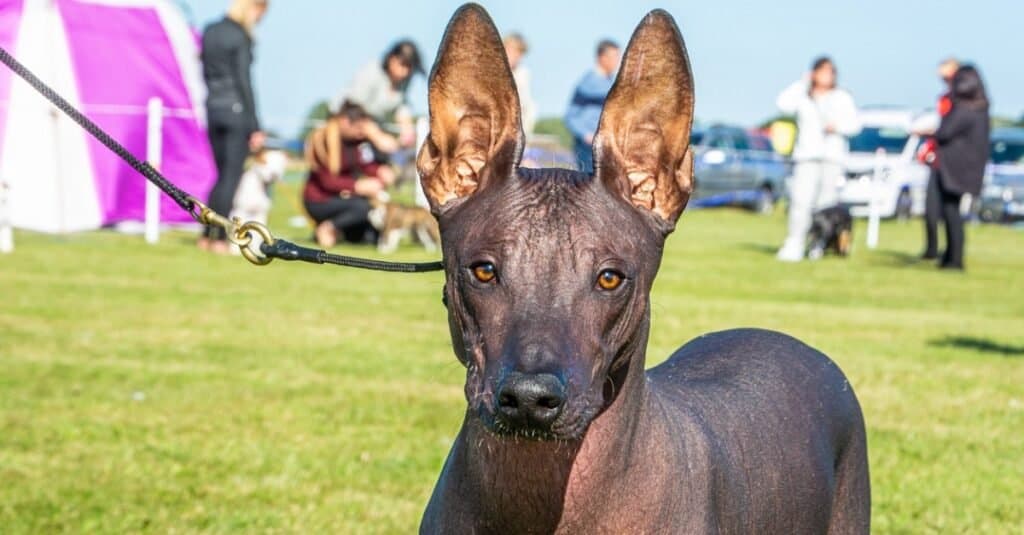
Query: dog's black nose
496 372 565 430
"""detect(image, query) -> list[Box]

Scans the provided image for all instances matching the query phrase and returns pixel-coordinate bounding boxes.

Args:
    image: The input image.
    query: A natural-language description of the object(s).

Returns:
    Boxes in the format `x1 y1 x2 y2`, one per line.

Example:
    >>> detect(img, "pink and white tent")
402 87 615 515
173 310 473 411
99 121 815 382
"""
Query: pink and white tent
0 0 214 233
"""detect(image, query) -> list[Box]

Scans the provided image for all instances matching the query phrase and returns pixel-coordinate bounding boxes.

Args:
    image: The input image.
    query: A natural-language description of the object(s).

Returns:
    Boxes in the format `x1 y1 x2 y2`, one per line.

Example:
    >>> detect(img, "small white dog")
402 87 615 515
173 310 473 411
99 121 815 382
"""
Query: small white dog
230 149 288 254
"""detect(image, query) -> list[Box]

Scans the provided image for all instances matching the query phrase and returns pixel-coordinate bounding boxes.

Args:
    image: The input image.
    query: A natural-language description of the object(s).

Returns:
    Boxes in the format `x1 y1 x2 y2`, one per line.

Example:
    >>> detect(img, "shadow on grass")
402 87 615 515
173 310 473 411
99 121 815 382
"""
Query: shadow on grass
874 249 925 267
738 242 778 256
930 335 1024 357
738 243 927 267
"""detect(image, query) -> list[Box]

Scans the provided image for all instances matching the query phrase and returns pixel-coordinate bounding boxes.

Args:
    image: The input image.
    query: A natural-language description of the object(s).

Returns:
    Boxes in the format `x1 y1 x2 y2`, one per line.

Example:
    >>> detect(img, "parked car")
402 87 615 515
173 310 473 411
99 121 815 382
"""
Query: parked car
837 107 933 219
690 125 790 214
978 128 1024 223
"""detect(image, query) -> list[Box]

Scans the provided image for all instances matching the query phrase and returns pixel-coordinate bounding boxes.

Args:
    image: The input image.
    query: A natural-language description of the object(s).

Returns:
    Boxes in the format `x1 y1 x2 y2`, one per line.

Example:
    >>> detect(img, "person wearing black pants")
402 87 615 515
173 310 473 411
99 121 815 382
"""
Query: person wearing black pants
199 0 267 253
923 169 965 266
304 196 375 244
204 113 251 240
923 65 990 271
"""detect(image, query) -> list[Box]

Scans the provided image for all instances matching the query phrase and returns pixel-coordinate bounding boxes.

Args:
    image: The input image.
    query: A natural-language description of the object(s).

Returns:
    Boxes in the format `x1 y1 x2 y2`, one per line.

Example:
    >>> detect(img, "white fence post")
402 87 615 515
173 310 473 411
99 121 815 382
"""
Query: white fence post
0 179 12 254
145 97 163 244
866 148 884 250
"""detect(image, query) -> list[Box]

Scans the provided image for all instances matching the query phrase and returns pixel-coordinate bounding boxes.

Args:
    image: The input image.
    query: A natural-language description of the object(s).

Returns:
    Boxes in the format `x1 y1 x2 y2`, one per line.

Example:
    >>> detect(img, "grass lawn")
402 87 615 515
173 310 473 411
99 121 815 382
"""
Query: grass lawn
1 180 1022 533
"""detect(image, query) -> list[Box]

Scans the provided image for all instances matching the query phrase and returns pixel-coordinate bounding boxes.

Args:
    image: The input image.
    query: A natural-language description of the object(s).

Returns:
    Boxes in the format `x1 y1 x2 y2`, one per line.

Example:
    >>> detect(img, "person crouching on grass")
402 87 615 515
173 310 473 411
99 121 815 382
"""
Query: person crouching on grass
303 102 396 248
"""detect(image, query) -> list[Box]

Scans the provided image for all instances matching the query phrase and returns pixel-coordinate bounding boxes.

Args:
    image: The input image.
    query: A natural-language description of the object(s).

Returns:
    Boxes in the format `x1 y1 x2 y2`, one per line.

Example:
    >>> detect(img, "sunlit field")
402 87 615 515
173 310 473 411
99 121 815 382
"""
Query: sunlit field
1 180 1021 533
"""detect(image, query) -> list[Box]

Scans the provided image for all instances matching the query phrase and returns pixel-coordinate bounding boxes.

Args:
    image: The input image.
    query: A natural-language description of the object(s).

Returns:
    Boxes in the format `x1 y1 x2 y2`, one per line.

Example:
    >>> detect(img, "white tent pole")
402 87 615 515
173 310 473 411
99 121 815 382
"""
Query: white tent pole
144 97 163 244
866 148 884 250
43 1 67 234
0 179 12 254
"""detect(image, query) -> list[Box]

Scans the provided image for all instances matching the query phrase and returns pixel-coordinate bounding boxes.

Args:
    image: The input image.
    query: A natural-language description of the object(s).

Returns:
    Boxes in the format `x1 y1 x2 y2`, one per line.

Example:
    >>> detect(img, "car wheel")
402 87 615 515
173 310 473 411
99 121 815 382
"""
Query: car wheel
895 189 912 221
755 186 774 215
978 207 995 223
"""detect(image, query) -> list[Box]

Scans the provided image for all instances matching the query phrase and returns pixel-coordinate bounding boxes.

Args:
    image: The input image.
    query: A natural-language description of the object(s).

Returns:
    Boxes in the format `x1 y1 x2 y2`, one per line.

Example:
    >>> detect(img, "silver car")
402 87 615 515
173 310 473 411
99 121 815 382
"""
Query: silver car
978 128 1024 223
690 125 790 214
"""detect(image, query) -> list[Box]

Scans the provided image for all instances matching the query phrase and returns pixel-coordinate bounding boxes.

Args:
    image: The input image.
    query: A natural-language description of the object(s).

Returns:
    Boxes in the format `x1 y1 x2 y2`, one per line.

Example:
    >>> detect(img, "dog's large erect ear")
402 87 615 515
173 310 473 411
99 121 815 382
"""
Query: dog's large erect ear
594 10 694 230
417 3 523 215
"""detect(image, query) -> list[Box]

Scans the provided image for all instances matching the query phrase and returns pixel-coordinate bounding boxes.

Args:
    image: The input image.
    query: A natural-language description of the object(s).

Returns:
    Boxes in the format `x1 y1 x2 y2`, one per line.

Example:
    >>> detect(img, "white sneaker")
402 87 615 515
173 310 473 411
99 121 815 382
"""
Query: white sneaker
776 242 804 262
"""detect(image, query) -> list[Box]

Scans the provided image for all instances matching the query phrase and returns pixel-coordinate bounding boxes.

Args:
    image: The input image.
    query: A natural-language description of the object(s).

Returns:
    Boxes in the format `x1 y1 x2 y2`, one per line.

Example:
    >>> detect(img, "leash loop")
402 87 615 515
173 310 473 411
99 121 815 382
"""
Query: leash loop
236 221 275 266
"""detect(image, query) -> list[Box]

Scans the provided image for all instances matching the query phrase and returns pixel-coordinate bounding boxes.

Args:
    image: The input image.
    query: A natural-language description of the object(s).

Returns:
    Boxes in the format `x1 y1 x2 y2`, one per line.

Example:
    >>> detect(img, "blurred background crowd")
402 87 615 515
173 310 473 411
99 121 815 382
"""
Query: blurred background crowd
1 0 1022 271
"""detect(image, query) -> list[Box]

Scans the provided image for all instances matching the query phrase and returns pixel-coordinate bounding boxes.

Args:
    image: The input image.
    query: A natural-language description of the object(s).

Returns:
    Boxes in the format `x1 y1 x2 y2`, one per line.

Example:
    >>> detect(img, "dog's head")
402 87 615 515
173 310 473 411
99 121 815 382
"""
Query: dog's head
419 4 694 441
251 149 289 183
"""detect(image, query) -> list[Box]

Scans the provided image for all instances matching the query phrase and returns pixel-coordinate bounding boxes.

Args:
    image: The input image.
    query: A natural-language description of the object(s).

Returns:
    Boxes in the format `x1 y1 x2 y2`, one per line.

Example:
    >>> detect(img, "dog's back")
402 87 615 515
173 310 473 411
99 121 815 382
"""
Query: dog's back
649 329 870 534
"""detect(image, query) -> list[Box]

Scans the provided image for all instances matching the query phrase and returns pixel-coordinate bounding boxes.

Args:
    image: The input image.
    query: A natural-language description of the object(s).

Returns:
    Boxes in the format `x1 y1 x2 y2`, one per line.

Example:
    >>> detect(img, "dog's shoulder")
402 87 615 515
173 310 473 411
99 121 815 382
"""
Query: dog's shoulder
647 328 863 467
648 328 856 410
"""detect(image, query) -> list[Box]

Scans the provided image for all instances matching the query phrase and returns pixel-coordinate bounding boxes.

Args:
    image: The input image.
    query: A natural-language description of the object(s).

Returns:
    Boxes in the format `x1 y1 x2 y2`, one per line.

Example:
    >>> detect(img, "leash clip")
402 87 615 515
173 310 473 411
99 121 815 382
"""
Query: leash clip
187 195 276 266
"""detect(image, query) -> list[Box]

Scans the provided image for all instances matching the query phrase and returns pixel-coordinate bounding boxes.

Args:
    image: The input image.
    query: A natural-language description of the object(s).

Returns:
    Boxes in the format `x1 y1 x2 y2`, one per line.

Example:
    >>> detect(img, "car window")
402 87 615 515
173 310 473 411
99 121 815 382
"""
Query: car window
849 127 909 154
747 135 772 152
991 140 1024 165
690 132 704 146
708 135 732 149
731 134 751 151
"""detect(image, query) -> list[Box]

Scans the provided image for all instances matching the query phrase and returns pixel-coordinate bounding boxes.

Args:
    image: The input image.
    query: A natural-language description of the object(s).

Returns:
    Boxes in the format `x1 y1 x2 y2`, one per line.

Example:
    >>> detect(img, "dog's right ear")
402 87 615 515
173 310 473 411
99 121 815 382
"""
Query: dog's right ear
417 4 523 216
593 10 695 233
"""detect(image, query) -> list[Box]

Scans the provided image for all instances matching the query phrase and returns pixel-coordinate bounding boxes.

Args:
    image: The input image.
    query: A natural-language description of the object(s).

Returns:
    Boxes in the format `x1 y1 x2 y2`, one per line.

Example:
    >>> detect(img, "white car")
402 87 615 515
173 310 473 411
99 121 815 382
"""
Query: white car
838 107 934 219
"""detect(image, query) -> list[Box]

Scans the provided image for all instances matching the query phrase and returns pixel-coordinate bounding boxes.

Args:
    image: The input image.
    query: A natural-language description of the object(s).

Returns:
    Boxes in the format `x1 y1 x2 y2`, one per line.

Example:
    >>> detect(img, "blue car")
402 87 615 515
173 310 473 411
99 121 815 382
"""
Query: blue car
690 125 790 214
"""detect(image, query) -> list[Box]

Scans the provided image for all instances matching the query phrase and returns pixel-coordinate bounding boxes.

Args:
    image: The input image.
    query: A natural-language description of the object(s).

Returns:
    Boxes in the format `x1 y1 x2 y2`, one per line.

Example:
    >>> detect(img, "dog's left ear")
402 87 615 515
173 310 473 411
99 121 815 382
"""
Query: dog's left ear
417 4 523 216
594 10 694 232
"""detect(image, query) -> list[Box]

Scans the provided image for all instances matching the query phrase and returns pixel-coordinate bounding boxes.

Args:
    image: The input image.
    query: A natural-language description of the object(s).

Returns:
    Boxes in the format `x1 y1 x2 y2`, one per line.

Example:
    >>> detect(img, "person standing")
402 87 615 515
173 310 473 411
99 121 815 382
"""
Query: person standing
564 39 620 173
503 33 536 136
925 66 990 270
199 0 267 254
775 56 861 262
334 40 424 158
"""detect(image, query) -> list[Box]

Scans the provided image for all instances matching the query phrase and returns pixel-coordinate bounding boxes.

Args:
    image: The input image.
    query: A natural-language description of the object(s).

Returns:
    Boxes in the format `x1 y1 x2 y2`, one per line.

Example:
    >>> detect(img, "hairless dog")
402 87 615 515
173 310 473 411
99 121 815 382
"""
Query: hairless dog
416 5 870 533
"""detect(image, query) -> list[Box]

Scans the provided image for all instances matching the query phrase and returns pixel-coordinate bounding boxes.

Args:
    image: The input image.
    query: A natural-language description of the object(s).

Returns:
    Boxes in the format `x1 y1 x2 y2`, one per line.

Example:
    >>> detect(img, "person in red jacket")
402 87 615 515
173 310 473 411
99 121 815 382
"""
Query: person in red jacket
919 64 990 270
917 58 958 167
915 58 960 261
303 102 395 248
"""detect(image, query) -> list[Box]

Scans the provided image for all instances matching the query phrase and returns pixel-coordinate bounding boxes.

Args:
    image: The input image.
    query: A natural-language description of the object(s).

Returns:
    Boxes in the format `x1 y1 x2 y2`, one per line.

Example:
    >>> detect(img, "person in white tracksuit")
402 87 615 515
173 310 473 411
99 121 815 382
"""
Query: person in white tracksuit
776 57 861 261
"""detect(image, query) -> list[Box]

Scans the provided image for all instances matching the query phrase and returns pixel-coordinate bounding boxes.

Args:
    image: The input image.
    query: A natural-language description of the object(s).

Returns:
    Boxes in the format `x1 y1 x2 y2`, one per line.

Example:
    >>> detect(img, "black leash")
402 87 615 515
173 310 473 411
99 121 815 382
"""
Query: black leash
0 45 444 273
260 239 445 273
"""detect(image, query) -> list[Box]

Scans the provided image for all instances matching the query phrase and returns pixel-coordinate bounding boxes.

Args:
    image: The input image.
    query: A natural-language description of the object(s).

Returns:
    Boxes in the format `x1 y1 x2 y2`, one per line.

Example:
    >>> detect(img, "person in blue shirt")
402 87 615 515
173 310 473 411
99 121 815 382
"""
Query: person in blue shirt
564 39 620 173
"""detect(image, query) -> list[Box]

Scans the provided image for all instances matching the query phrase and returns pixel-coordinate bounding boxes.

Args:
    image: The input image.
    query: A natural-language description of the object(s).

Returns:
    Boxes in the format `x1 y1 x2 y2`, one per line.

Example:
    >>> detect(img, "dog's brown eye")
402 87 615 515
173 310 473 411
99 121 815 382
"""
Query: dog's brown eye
472 262 497 283
597 269 624 291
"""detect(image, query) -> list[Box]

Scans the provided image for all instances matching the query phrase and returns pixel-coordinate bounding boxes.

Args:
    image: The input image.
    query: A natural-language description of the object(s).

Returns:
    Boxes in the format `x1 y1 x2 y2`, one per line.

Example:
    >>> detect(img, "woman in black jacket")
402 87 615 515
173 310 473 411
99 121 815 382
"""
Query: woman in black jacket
199 0 267 253
923 65 990 270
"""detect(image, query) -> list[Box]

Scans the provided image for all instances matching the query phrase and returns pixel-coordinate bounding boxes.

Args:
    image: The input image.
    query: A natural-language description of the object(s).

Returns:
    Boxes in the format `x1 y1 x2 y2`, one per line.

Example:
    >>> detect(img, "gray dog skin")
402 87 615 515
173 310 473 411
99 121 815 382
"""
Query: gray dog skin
415 5 870 534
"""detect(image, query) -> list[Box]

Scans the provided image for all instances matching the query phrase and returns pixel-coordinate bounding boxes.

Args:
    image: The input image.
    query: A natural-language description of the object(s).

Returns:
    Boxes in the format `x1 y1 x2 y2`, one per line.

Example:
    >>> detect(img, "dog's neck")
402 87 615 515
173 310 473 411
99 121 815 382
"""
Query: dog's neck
450 325 656 531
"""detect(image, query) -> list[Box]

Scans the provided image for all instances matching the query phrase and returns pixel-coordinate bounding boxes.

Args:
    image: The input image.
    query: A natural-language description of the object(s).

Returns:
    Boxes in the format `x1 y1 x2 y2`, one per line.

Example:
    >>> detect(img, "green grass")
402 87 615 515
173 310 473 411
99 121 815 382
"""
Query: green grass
1 181 1022 533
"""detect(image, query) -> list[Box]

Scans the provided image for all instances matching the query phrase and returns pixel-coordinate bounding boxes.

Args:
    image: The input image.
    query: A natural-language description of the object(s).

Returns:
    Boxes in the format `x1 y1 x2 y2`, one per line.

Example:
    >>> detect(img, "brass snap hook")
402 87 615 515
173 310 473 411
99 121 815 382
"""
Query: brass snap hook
235 221 276 266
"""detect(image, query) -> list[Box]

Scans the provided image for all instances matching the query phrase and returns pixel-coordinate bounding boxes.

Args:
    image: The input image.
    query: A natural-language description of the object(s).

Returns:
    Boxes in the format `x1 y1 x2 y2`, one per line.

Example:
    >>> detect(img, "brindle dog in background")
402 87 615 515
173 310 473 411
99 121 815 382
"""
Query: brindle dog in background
416 4 870 533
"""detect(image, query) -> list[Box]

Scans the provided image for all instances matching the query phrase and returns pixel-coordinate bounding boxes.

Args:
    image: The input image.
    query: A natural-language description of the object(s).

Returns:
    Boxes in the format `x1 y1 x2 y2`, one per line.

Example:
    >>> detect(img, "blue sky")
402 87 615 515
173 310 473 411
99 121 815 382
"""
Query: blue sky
183 0 1024 138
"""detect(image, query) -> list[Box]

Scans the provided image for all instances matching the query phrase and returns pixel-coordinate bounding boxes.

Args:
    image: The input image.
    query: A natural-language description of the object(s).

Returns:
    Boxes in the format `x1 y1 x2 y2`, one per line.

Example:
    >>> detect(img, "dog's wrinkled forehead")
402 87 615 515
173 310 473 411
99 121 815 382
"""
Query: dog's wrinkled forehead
444 168 660 265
